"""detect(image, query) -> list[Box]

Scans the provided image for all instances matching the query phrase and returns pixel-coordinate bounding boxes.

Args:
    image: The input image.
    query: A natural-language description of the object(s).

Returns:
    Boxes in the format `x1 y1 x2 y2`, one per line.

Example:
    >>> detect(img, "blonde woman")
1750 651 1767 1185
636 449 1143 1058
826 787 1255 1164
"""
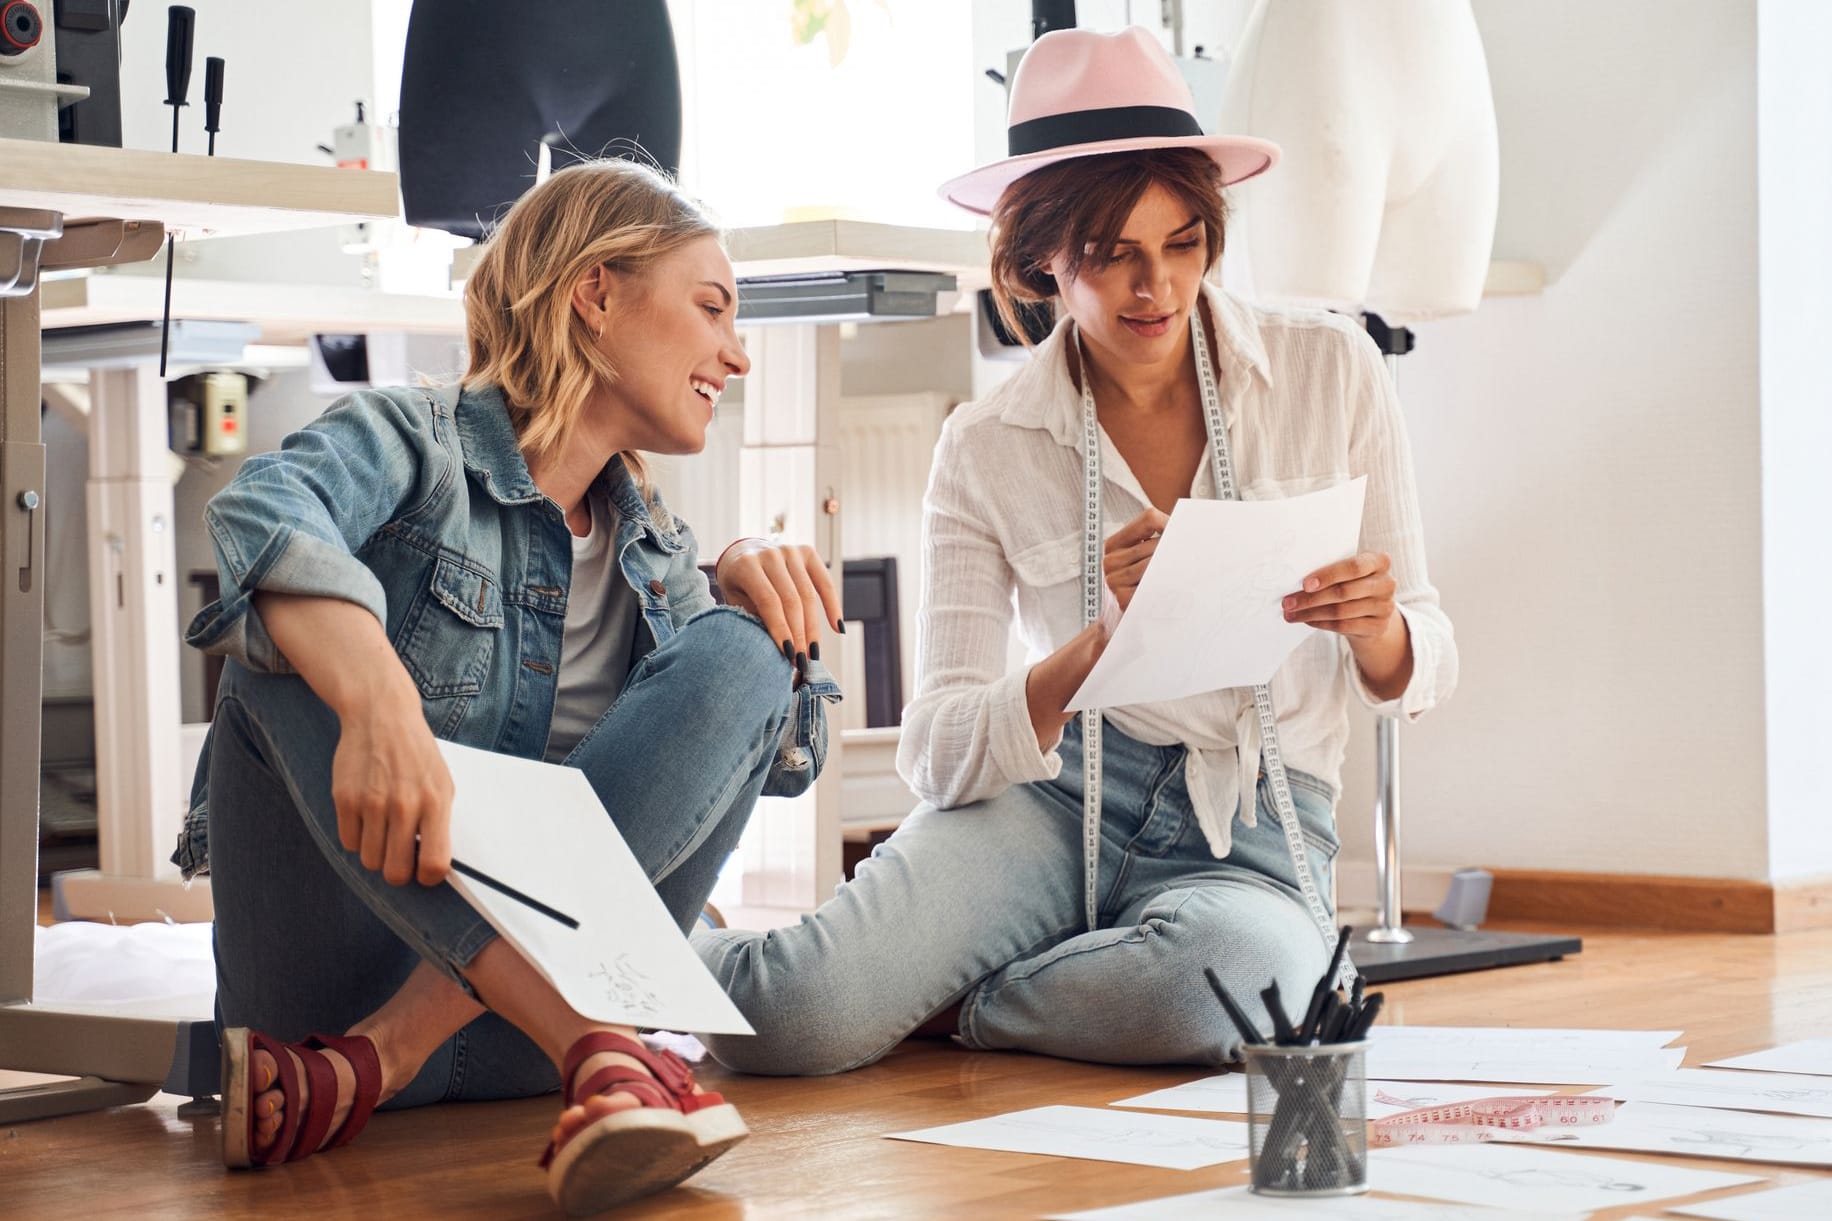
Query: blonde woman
178 160 842 1214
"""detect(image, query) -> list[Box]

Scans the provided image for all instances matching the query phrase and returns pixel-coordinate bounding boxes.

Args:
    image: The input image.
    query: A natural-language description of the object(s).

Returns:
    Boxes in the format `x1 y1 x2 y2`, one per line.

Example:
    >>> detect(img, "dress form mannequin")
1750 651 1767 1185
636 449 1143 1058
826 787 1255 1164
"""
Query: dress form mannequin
1212 3 1577 975
1216 0 1498 322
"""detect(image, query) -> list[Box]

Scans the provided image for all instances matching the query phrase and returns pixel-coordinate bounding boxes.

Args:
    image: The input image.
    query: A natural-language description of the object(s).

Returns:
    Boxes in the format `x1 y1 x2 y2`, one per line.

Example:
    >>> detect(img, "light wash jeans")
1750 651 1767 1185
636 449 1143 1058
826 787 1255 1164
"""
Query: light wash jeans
207 606 793 1108
695 717 1337 1074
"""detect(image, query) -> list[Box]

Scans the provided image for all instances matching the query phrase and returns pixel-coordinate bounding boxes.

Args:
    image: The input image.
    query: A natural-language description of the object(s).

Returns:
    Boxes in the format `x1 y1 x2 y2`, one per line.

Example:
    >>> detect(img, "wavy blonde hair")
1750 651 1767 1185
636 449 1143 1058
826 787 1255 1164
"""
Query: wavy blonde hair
462 159 719 483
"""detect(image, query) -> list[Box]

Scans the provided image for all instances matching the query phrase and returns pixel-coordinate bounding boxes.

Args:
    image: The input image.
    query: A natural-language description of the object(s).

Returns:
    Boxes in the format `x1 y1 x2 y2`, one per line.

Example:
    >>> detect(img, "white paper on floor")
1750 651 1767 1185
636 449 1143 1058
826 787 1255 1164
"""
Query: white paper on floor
1066 477 1366 710
1669 1178 1832 1220
1591 1069 1832 1120
1367 1025 1686 1085
31 919 214 1019
885 1105 1250 1170
1371 1142 1762 1213
1710 1040 1832 1077
1497 1101 1832 1166
438 741 752 1035
1045 1182 1584 1221
1111 1074 1554 1120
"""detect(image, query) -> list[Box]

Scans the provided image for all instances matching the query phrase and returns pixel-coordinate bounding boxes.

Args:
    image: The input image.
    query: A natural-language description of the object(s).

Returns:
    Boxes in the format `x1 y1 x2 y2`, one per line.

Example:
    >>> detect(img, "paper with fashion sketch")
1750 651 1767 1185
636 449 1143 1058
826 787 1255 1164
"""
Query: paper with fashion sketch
1369 1142 1762 1213
1066 476 1367 711
1670 1178 1832 1220
1709 1039 1832 1077
1046 1183 1582 1221
885 1105 1249 1170
1110 1073 1552 1119
436 741 753 1035
1495 1100 1832 1167
1367 1026 1686 1085
1590 1068 1832 1120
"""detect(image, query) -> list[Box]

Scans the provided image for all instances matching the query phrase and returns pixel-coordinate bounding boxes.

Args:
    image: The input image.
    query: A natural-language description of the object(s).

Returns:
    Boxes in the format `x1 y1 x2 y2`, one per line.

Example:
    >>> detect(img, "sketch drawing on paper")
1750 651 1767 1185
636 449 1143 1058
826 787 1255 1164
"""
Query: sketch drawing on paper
591 955 661 1018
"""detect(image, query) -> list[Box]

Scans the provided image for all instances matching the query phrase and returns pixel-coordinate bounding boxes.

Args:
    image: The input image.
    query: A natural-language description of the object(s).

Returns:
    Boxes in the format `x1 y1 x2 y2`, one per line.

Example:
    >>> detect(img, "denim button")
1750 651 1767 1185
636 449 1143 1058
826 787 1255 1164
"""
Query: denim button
648 579 666 596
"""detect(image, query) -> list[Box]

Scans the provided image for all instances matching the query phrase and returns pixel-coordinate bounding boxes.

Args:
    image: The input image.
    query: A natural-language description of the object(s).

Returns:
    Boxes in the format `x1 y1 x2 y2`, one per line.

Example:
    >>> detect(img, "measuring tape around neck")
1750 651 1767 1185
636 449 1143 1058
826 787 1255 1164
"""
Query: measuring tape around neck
1073 308 1350 985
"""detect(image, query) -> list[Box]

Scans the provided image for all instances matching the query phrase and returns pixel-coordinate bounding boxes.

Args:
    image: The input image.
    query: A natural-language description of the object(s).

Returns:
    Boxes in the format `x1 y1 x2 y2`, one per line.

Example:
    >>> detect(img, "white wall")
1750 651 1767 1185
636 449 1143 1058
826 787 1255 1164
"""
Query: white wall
1756 0 1832 883
1334 0 1769 883
116 0 380 162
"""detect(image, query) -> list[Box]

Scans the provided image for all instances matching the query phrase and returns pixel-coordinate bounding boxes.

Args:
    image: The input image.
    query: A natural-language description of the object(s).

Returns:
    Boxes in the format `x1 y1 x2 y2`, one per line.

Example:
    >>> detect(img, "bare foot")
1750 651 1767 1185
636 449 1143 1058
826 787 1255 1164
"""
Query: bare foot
249 1045 356 1157
547 1043 710 1155
249 1036 400 1157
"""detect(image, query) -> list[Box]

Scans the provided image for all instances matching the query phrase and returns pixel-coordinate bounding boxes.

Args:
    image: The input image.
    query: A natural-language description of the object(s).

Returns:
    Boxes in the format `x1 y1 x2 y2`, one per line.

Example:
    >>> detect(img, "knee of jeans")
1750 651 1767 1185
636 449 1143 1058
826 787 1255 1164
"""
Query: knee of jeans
1140 893 1329 1062
694 929 887 1076
678 607 794 711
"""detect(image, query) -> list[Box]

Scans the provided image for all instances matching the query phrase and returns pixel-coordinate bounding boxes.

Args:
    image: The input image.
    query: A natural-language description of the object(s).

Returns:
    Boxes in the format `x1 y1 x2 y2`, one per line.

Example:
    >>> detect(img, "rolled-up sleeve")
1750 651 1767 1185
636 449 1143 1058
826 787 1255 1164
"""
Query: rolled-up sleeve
1341 326 1458 721
896 415 1063 809
184 388 450 671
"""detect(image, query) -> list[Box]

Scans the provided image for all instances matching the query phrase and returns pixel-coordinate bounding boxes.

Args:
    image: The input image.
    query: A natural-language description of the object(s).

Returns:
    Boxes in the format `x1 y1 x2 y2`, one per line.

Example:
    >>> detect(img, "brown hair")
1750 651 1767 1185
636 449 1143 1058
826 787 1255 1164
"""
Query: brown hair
461 159 719 480
987 148 1229 344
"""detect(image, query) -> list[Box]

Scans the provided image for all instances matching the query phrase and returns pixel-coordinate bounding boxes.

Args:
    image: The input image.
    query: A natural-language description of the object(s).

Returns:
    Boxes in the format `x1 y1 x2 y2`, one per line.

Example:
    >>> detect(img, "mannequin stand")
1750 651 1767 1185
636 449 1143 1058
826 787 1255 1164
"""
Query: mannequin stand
1347 312 1581 982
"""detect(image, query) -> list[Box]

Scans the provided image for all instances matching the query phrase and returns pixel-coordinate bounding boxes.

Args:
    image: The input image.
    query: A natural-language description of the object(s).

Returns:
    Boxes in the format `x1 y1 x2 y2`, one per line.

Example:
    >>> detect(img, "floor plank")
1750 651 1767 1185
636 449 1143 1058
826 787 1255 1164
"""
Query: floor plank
6 922 1832 1219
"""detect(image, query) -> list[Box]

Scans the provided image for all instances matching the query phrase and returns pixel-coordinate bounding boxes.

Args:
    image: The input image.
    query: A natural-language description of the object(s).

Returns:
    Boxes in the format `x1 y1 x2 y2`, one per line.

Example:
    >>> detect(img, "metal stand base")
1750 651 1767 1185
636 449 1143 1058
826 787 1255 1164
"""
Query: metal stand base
1350 925 1583 984
0 1075 158 1124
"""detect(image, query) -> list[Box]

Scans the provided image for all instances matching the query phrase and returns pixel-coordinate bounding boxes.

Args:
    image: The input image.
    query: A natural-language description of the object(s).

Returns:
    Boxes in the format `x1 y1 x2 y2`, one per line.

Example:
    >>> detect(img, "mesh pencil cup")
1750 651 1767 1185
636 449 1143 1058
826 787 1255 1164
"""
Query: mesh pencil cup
1242 1040 1370 1196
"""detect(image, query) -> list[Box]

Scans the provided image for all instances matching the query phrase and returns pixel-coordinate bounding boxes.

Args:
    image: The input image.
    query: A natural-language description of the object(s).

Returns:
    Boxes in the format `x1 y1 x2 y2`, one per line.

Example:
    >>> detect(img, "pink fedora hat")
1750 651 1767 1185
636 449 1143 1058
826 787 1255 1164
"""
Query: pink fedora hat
939 27 1280 216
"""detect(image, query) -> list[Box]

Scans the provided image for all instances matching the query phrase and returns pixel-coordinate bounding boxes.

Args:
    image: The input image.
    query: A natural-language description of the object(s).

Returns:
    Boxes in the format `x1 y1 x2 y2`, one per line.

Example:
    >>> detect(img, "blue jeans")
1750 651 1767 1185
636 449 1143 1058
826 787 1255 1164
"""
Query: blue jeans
694 718 1338 1074
207 606 792 1109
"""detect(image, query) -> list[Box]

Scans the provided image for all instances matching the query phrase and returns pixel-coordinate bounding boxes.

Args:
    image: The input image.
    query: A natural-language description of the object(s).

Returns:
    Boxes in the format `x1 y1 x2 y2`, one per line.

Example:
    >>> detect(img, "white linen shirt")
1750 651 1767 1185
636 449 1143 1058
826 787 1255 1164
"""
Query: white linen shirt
895 282 1458 858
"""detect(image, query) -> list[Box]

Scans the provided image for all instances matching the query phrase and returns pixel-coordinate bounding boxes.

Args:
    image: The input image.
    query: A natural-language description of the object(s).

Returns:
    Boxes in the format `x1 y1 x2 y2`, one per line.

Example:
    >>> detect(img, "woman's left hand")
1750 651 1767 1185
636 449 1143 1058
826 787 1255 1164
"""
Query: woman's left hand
716 539 844 667
1282 551 1398 641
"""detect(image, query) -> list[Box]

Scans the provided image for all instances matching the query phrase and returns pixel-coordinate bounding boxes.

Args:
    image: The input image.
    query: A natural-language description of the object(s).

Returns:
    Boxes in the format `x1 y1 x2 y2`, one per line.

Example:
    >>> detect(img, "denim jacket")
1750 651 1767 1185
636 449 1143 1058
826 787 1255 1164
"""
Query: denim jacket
174 382 840 879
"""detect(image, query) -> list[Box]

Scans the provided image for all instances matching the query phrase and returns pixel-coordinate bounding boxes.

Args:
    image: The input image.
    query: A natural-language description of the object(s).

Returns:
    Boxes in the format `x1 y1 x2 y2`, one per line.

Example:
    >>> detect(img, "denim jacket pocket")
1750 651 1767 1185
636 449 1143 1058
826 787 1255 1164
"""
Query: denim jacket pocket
398 554 502 713
762 658 843 798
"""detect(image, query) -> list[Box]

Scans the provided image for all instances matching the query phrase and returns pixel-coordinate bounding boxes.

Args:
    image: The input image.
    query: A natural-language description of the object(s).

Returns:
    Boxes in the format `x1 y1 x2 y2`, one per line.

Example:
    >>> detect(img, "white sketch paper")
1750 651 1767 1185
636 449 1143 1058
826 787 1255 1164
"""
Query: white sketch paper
1499 1101 1832 1167
1067 478 1366 710
1670 1178 1832 1220
1592 1069 1832 1120
885 1106 1250 1170
1371 1142 1762 1213
1710 1039 1832 1078
1047 1183 1583 1221
1367 1026 1686 1085
437 741 753 1034
1111 1074 1552 1120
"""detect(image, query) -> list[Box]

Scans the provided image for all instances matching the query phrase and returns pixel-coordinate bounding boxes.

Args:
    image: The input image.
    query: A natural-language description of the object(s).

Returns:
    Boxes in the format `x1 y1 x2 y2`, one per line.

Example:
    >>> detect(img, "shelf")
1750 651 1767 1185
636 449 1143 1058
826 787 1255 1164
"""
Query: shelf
39 273 461 343
451 218 991 287
0 138 398 237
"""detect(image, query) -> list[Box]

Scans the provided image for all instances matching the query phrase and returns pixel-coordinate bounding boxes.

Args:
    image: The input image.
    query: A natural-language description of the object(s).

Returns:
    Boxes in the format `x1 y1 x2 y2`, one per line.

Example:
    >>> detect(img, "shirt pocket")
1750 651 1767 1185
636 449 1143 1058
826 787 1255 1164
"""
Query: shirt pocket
397 554 503 724
1007 531 1082 591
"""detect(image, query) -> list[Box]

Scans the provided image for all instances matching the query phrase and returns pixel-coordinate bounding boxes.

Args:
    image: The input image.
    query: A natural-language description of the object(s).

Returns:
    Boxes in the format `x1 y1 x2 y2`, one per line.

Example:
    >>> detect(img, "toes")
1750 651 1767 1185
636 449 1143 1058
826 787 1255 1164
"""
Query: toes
256 1111 282 1148
253 1048 277 1092
580 1092 639 1117
256 1086 284 1119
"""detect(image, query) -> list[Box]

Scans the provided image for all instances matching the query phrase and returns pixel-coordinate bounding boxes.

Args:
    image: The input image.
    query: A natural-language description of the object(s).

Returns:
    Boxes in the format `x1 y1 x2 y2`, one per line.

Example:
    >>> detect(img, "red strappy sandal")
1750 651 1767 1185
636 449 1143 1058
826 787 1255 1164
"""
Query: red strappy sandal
220 1027 383 1169
541 1031 748 1216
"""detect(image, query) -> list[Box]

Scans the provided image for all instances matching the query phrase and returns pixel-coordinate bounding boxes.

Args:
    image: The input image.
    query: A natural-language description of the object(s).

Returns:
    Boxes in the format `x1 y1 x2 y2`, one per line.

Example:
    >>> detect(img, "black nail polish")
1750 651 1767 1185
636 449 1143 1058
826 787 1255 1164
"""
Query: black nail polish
809 641 821 662
795 651 807 672
837 621 847 635
782 639 794 660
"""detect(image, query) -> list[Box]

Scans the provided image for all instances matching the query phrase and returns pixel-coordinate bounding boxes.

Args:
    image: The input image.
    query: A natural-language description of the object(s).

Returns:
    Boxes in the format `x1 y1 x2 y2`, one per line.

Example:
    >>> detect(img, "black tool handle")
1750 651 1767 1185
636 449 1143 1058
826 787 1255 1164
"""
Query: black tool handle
203 55 224 134
164 6 194 106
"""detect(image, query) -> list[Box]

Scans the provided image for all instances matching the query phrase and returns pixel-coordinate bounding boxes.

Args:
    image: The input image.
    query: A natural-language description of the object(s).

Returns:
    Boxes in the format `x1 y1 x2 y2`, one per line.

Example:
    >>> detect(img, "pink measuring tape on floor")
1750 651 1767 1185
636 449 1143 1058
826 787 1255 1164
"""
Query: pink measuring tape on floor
1369 1094 1619 1146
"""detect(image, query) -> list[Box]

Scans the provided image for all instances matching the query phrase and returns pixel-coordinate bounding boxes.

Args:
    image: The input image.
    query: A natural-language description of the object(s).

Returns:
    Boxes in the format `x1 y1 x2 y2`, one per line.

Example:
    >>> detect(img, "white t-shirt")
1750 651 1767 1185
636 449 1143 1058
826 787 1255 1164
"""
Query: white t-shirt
545 492 639 762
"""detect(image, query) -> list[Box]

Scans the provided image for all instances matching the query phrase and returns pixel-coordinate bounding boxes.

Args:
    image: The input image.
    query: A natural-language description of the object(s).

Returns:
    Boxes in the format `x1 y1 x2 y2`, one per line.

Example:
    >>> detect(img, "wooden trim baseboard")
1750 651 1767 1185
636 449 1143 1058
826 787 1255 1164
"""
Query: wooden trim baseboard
1486 870 1832 934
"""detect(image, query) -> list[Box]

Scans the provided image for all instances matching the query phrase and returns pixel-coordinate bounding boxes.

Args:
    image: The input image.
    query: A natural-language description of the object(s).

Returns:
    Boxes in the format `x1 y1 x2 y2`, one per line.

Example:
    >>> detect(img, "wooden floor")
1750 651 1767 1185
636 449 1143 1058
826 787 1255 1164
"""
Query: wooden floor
7 920 1832 1219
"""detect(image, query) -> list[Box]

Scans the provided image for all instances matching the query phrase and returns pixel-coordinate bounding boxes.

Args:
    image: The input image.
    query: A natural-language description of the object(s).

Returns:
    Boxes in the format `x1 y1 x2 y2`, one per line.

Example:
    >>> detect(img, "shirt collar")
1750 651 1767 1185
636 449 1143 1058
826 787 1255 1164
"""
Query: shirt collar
996 281 1273 448
450 382 684 551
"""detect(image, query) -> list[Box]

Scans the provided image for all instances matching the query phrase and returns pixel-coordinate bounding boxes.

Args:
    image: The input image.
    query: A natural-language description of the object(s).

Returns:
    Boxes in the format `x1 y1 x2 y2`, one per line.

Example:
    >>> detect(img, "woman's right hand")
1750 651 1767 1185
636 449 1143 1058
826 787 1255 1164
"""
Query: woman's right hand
329 673 455 888
1024 621 1112 751
1103 506 1169 611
